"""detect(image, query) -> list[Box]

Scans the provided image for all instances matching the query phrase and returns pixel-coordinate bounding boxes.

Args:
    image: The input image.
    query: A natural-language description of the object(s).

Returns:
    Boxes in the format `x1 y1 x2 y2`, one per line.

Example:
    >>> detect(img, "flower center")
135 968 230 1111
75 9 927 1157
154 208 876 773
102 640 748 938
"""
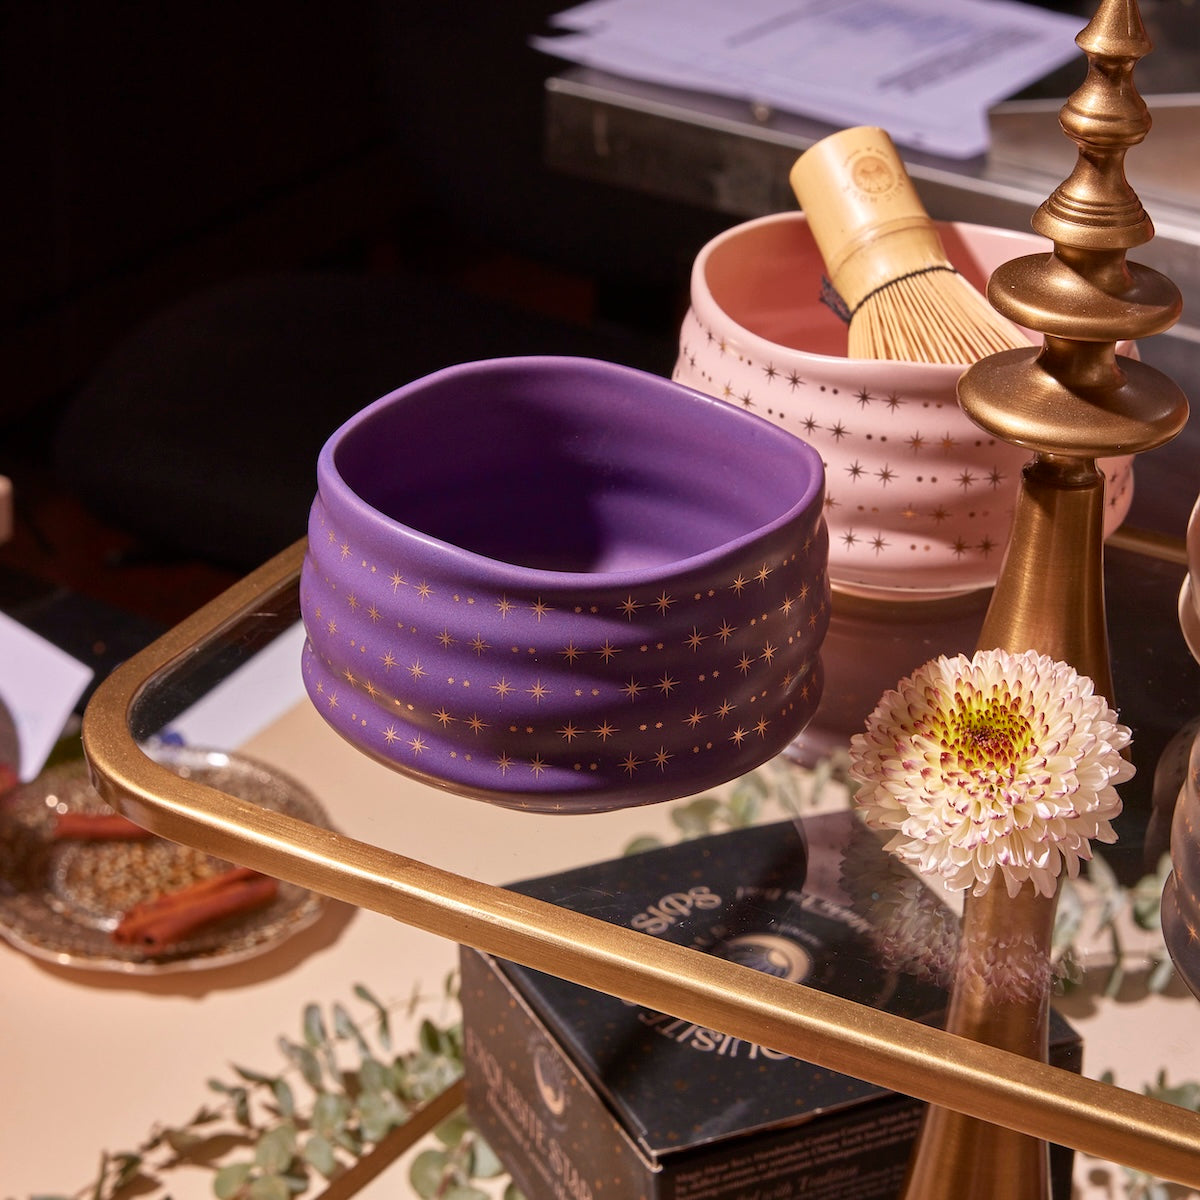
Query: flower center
943 692 1032 774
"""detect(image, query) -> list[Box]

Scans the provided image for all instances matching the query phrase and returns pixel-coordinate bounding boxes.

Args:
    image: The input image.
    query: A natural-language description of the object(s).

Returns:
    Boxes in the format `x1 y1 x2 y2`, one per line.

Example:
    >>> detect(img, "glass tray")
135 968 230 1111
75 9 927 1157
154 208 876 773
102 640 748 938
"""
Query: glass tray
78 531 1200 1189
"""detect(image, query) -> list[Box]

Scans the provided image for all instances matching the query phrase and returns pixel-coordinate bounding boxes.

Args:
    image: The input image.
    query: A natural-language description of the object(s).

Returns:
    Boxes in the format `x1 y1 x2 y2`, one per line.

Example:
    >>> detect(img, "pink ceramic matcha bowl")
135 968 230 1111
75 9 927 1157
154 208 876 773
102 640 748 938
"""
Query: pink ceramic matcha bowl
674 212 1134 597
1163 494 1200 1000
1179 494 1200 661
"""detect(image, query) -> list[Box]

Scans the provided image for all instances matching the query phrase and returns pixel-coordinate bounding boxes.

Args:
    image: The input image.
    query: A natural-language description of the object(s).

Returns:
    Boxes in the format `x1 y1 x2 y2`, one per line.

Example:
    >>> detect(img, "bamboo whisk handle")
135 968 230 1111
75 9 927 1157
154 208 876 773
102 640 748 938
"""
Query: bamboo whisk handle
789 126 948 314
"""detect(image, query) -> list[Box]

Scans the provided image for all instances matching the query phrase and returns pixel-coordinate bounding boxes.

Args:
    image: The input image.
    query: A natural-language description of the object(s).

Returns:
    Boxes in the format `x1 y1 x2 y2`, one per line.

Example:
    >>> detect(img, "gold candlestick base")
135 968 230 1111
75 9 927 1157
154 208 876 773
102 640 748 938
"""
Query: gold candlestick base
902 886 1057 1200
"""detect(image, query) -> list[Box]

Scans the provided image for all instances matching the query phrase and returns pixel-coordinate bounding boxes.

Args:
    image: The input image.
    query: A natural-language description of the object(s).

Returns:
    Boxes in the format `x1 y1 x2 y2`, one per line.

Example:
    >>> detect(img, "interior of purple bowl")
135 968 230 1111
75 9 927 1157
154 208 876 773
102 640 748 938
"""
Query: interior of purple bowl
328 357 819 572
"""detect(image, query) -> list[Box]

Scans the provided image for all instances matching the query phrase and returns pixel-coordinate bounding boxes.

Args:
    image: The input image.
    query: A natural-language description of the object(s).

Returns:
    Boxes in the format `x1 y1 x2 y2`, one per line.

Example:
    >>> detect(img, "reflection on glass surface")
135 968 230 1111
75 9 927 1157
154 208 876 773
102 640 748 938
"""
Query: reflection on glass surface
128 562 302 745
84 530 1200 1189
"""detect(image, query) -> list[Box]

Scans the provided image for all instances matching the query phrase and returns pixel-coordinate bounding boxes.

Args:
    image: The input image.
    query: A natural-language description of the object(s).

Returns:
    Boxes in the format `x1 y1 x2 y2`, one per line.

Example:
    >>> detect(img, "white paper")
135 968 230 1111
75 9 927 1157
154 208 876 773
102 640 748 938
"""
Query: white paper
0 610 94 782
535 0 1084 158
159 621 309 751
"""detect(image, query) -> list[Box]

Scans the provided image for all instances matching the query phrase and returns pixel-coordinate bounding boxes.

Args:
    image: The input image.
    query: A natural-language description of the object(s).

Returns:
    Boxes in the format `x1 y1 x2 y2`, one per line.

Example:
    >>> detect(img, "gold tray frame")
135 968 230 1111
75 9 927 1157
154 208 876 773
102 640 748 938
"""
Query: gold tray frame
80 537 1200 1189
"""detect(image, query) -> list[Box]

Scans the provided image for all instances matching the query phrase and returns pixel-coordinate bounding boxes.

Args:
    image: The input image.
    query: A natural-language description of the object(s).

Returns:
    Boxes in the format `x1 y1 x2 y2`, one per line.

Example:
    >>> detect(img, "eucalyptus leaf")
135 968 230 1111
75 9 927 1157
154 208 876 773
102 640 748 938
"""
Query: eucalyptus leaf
281 1169 310 1194
671 795 720 837
273 1076 296 1118
1147 955 1176 994
334 1126 363 1156
247 1174 292 1200
1052 881 1084 954
353 981 392 1050
468 1133 505 1178
359 1055 390 1095
403 1051 463 1102
1148 1072 1200 1111
278 1037 325 1092
333 1002 371 1056
772 763 806 814
233 1087 252 1127
353 981 387 1012
410 1147 450 1198
376 1015 392 1053
1055 947 1084 991
255 1123 297 1174
1089 852 1127 927
434 1110 473 1148
213 1161 254 1199
303 1003 329 1048
624 834 664 856
235 1063 280 1086
443 1186 490 1200
725 785 763 827
389 1057 419 1100
503 1182 528 1200
1131 864 1167 931
418 1017 443 1055
312 1091 351 1139
729 771 769 823
303 1132 339 1179
360 1089 407 1143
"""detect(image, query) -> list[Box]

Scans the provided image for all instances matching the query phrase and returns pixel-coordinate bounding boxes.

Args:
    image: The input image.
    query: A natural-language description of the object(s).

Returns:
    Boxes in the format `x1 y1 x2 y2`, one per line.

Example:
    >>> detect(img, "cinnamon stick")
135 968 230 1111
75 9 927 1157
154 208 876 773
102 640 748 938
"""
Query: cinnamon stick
51 811 154 841
113 866 277 950
122 876 279 953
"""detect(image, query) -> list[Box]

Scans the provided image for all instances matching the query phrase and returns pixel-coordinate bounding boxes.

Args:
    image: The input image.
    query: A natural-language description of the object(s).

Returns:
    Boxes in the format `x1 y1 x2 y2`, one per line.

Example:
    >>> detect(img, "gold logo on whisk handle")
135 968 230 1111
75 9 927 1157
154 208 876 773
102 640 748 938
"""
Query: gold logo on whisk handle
850 153 896 197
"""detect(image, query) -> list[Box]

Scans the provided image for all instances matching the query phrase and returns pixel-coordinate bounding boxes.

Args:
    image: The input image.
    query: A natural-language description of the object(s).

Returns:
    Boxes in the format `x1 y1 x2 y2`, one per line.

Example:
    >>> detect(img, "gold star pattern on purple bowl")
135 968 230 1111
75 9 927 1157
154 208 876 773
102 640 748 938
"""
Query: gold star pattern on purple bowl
299 496 829 813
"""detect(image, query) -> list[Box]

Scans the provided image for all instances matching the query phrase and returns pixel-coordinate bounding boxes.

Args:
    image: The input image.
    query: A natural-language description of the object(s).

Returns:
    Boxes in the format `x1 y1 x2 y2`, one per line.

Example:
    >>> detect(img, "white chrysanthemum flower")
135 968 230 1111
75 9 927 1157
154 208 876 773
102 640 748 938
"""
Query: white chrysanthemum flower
849 648 1134 899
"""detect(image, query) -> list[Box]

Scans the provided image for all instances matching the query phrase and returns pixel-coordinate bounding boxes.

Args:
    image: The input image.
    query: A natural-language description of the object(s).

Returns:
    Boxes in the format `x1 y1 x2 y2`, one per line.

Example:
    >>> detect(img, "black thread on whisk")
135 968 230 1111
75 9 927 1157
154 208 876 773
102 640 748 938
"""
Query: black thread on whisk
848 264 962 320
819 276 852 324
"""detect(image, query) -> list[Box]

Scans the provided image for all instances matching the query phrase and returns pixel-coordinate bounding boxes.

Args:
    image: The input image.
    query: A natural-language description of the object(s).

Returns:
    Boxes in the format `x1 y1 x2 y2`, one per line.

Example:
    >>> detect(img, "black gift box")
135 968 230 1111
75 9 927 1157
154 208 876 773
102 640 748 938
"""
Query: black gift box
461 812 1081 1200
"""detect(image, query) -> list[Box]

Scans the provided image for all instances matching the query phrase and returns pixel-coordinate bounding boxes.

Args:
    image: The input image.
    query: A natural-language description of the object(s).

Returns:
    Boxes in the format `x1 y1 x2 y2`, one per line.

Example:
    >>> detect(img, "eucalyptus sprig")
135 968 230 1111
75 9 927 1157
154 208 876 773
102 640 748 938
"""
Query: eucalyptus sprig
1055 852 1177 997
409 1109 523 1200
45 976 518 1200
623 753 853 855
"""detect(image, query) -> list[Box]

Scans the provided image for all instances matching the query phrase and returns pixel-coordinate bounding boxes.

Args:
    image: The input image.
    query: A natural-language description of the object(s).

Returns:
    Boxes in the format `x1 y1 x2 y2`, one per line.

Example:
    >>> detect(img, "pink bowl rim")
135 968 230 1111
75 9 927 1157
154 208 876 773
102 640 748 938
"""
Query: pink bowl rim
688 212 1052 378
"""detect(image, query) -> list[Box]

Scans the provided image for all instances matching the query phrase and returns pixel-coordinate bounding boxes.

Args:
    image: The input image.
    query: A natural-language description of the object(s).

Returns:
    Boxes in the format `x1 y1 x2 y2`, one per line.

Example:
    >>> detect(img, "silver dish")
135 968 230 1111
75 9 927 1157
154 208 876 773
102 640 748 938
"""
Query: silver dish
0 747 328 973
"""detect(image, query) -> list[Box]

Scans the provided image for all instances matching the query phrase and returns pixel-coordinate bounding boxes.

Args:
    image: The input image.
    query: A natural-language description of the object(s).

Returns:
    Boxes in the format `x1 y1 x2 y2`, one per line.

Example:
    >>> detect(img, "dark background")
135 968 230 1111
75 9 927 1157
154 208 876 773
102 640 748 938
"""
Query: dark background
0 1 1191 651
0 2 731 614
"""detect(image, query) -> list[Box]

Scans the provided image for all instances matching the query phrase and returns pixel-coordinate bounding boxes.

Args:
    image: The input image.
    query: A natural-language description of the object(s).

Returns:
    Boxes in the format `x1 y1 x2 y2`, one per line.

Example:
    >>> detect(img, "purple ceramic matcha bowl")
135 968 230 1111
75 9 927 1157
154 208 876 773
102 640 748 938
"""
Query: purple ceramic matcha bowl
300 356 829 812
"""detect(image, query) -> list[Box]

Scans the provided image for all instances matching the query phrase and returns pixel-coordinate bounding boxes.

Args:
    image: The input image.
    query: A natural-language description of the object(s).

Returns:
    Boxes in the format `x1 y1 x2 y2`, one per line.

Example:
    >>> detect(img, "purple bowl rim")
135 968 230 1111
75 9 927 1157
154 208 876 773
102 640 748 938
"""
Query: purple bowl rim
314 355 826 589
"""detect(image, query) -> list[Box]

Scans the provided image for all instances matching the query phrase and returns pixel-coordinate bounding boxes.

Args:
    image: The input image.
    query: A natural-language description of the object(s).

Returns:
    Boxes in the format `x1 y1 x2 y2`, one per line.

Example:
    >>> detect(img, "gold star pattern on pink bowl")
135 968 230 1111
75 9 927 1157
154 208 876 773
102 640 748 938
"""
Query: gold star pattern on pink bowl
675 213 1135 596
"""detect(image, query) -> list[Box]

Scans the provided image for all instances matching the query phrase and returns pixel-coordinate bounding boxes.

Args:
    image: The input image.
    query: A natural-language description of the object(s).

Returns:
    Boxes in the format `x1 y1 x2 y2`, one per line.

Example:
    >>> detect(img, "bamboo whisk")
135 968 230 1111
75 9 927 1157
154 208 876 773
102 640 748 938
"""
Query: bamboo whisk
789 126 1027 364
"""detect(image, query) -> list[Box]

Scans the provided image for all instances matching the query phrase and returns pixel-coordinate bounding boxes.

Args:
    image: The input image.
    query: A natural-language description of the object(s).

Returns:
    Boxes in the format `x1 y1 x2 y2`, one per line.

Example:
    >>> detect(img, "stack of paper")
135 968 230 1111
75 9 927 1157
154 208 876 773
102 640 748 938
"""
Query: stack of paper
533 0 1085 159
0 611 92 783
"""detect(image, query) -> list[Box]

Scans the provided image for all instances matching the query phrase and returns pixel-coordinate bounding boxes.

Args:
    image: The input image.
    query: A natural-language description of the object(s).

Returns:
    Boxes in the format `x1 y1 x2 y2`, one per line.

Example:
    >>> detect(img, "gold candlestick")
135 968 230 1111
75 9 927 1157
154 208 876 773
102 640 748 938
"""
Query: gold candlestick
963 0 1186 685
901 2 1187 1198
